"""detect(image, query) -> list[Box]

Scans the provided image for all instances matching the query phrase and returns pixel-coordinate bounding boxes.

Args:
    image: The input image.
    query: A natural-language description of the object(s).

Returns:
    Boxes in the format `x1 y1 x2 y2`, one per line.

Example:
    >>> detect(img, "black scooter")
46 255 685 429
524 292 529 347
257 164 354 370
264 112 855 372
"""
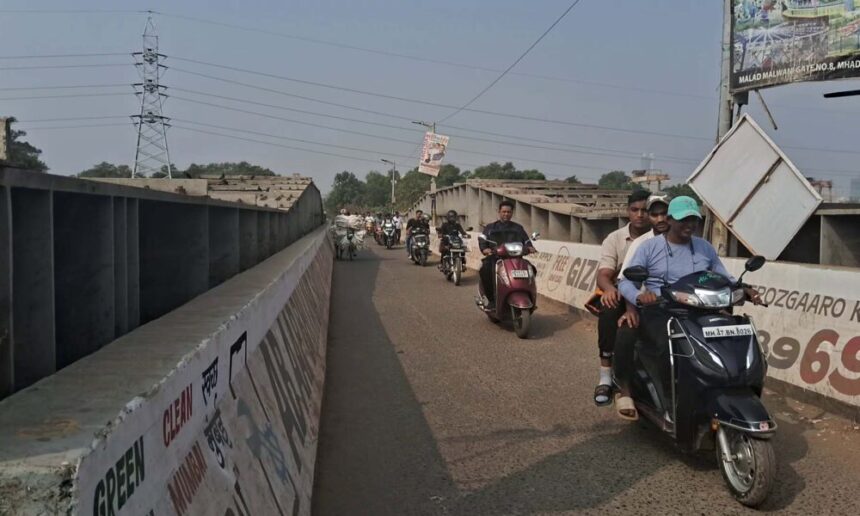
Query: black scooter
622 256 775 508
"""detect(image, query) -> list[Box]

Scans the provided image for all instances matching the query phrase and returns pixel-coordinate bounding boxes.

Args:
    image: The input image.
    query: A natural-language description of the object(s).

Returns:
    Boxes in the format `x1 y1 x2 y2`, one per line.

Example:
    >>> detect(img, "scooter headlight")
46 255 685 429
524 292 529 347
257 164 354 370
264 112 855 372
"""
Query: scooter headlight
669 290 702 307
731 288 746 305
670 288 731 308
695 287 731 308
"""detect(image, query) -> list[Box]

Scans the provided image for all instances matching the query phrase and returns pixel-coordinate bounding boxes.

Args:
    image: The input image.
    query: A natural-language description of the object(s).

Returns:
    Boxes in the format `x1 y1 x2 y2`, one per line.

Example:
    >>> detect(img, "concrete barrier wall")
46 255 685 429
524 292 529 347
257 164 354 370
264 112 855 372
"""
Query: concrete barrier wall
0 227 332 515
461 235 860 412
0 168 325 400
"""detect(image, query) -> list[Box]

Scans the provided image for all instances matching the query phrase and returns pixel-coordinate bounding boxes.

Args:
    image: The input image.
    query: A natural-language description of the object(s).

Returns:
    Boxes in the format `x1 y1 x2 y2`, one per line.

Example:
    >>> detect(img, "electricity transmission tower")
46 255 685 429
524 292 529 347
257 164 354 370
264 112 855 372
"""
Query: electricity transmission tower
132 15 172 178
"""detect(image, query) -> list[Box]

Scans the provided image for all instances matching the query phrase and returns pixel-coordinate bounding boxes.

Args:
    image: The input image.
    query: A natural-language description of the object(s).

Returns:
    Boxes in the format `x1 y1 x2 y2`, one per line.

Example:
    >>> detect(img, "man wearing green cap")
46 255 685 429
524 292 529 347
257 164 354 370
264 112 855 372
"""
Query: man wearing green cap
616 196 761 419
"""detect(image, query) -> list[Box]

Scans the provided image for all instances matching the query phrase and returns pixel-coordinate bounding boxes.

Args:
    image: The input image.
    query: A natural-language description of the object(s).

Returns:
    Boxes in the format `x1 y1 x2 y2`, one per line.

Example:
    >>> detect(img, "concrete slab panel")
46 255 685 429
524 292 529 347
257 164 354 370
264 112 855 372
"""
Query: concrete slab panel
53 192 115 369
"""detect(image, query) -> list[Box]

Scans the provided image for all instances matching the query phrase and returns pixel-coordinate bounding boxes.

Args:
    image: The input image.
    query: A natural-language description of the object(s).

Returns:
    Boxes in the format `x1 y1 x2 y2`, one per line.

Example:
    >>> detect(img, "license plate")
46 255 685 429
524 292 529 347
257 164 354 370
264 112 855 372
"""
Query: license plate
702 324 754 338
511 270 530 279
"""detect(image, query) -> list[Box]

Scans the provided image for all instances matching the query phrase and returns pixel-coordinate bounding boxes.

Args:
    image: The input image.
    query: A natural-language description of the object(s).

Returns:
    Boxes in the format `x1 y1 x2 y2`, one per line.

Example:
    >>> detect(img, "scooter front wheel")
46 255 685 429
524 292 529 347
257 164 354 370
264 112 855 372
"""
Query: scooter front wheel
453 264 461 286
716 427 775 508
511 306 531 339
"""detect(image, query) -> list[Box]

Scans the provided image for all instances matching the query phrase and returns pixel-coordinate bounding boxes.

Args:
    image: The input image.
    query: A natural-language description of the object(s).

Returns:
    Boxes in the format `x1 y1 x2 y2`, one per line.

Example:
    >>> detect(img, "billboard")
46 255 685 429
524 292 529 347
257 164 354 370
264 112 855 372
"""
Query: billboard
417 132 449 177
731 0 860 92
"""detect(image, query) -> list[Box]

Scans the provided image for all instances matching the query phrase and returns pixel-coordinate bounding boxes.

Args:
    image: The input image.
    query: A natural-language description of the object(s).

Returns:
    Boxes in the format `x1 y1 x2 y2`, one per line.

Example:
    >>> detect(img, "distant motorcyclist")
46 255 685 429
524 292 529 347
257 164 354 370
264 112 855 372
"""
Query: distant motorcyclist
392 211 403 243
438 210 467 261
405 210 430 260
479 200 535 305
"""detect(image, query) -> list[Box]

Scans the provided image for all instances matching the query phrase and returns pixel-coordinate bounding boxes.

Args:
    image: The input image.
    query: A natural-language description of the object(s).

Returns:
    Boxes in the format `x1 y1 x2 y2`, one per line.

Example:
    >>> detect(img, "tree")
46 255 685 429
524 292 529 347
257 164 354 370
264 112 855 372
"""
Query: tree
363 170 392 209
4 117 48 171
78 162 134 178
325 171 367 214
435 164 467 188
469 161 545 180
598 170 635 190
182 161 276 177
664 183 700 203
564 175 581 184
395 168 431 210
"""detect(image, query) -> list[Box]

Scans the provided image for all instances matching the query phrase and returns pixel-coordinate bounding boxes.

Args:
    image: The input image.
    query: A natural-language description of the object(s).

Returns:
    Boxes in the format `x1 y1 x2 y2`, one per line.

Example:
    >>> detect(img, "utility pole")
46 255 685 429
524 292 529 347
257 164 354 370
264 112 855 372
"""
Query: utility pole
132 14 173 178
381 159 396 206
710 0 734 256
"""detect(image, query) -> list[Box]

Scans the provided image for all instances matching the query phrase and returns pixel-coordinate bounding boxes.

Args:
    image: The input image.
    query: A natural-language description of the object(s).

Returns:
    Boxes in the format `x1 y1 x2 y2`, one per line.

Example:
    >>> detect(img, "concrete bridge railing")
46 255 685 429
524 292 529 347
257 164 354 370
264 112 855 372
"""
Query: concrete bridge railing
0 168 324 401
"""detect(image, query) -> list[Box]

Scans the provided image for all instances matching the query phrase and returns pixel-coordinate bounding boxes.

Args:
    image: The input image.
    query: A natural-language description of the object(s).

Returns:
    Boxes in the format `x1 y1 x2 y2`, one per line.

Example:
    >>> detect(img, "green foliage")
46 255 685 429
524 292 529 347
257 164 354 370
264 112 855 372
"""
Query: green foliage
469 161 545 180
363 170 393 209
395 167 431 210
664 183 701 203
598 170 640 190
78 162 134 178
324 171 367 215
182 161 276 177
4 118 48 172
435 164 467 188
564 175 581 184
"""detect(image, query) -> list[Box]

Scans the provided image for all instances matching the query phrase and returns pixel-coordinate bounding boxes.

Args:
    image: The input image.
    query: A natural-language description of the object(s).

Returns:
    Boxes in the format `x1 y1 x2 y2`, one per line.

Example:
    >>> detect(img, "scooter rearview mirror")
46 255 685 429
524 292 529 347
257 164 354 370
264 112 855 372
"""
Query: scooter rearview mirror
745 255 766 272
623 266 649 283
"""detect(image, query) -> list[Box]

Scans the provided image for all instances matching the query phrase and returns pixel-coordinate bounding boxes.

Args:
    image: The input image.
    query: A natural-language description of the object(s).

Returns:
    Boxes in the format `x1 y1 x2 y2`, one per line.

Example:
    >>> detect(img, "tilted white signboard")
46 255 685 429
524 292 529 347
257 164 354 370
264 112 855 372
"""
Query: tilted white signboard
687 114 822 260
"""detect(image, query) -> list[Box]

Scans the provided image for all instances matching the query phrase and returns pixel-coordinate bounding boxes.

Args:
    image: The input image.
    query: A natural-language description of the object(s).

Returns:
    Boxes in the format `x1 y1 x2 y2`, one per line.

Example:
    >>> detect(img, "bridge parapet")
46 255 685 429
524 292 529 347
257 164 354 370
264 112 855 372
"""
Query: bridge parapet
0 168 324 401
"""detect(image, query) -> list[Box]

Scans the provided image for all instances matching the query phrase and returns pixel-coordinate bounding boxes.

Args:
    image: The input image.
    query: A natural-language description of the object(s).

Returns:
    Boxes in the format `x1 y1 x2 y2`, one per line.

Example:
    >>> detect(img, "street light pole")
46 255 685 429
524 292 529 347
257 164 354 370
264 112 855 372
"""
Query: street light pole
381 158 396 207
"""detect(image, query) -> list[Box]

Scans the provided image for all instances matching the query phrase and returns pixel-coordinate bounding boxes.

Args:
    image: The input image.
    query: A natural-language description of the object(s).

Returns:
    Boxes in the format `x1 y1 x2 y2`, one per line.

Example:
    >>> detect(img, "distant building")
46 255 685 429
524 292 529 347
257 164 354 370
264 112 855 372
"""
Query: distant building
851 178 860 202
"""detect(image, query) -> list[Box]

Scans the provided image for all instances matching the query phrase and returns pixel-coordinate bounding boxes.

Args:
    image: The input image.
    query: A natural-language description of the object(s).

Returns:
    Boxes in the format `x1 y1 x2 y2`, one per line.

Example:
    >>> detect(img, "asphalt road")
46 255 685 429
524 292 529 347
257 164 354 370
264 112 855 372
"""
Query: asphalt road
313 244 860 515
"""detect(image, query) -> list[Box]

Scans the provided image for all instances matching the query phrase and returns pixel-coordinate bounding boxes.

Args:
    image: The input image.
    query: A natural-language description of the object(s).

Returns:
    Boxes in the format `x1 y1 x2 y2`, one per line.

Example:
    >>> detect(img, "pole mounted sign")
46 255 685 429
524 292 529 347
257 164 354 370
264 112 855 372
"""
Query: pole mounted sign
731 0 860 92
417 132 449 177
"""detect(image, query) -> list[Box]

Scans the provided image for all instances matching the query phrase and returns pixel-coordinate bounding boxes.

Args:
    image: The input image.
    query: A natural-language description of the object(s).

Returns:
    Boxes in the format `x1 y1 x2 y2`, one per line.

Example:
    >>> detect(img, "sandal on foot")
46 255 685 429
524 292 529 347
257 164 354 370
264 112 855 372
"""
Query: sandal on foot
594 383 613 407
615 394 639 421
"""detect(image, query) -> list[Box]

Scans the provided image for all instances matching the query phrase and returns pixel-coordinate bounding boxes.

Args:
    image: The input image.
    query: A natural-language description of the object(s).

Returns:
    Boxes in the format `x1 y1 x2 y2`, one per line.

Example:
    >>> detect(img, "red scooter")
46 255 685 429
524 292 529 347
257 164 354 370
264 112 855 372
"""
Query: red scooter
476 233 538 338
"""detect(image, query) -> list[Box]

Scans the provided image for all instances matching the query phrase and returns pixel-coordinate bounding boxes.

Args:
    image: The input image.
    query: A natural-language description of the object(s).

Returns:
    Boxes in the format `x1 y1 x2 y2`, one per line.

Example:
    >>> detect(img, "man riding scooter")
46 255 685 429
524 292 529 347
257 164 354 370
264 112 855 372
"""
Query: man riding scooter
616 197 763 420
405 210 430 260
478 200 536 306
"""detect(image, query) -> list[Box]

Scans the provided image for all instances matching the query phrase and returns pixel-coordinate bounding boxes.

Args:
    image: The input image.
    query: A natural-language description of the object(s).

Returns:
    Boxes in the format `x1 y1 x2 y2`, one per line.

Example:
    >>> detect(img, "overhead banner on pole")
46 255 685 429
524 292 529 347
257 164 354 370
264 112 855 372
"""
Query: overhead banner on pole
418 132 449 177
731 1 860 92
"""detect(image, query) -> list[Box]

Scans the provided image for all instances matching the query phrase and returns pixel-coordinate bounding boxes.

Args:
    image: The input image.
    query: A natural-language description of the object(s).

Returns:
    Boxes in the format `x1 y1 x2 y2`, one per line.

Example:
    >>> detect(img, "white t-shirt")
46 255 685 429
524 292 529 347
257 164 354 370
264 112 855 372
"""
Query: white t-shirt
617 230 658 280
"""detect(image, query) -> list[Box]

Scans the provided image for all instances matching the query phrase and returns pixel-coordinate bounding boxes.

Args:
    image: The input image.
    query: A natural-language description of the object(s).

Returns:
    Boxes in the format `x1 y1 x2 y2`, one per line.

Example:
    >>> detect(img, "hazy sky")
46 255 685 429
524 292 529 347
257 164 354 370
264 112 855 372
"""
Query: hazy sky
2 0 858 196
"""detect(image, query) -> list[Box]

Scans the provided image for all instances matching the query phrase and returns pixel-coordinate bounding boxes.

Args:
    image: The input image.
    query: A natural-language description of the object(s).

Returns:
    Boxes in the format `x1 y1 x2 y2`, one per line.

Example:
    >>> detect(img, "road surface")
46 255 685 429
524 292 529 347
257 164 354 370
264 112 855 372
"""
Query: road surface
313 245 860 515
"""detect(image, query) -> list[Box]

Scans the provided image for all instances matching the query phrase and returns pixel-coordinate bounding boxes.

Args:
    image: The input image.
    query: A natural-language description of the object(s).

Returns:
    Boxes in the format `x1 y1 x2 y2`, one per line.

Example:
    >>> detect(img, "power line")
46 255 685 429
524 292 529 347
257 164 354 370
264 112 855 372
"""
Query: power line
151 10 716 102
0 92 131 100
168 92 643 168
0 84 130 91
0 63 130 71
0 53 129 59
19 122 132 130
168 68 706 162
169 56 712 141
437 0 583 124
18 115 129 122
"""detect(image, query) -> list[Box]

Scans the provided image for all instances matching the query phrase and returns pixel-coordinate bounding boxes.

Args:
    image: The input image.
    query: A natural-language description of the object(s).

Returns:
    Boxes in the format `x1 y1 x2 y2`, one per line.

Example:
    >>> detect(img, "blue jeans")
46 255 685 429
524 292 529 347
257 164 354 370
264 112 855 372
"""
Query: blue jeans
406 235 413 256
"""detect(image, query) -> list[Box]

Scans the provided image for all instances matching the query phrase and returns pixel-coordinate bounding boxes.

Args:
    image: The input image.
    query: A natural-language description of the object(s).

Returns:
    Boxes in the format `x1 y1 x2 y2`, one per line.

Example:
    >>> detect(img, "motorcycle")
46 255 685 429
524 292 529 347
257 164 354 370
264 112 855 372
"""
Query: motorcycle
335 228 357 261
381 220 396 249
475 232 539 339
438 230 471 285
410 226 431 266
621 256 775 507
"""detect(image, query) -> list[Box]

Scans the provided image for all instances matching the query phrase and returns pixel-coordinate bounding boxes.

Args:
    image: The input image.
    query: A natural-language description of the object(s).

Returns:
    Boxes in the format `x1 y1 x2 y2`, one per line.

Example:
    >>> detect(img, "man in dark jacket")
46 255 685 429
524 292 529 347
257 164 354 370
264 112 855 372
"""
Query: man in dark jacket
438 209 467 260
479 200 535 305
405 210 430 259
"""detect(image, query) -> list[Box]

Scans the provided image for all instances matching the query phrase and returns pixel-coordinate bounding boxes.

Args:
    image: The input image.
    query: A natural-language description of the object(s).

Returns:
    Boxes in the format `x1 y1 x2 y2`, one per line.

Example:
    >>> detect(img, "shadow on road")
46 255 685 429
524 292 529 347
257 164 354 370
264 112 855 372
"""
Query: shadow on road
313 249 458 515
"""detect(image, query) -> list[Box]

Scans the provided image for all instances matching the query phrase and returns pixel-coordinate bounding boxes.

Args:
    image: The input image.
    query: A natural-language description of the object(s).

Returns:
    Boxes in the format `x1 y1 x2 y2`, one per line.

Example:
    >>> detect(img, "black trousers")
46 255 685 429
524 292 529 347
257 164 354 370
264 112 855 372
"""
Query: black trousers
612 324 639 387
597 300 626 360
479 256 497 300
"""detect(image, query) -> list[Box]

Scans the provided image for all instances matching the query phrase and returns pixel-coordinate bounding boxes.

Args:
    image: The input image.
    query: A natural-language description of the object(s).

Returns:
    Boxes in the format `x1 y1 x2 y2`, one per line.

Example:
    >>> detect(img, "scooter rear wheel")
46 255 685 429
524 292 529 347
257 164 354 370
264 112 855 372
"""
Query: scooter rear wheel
716 428 775 508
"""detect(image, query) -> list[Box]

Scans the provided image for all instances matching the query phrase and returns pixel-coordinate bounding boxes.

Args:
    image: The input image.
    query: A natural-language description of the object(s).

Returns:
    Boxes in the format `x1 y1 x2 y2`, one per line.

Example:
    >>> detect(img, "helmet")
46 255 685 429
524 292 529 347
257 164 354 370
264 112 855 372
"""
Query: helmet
446 210 458 223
